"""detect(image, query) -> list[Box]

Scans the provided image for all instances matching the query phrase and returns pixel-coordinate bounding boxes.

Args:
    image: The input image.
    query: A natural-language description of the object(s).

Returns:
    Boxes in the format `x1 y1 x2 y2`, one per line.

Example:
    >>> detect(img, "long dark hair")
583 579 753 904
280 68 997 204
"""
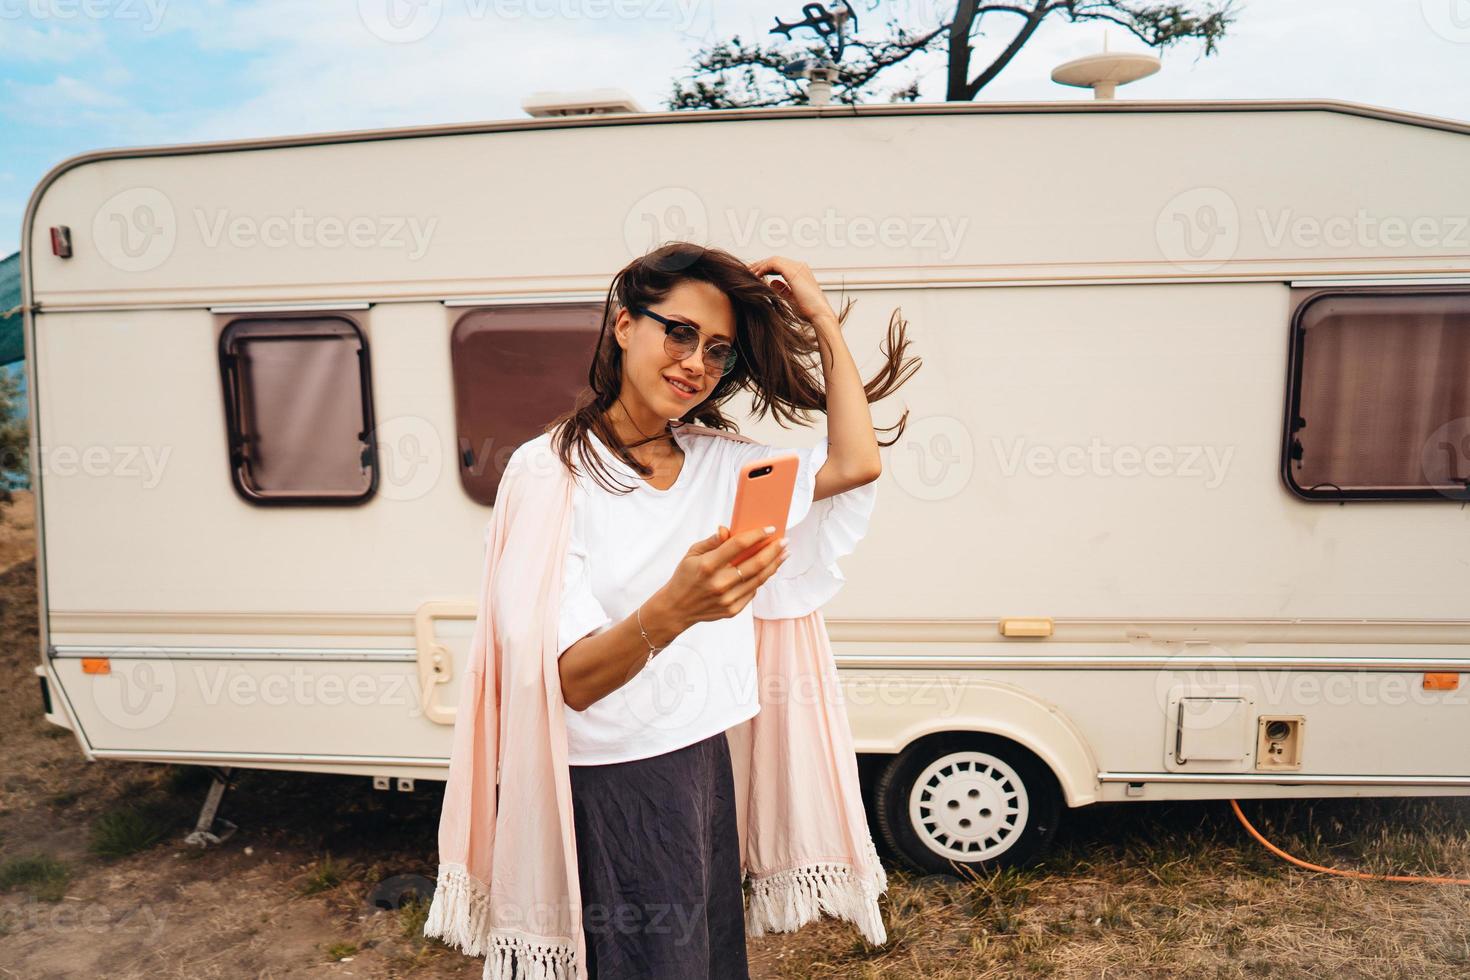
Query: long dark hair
547 242 920 494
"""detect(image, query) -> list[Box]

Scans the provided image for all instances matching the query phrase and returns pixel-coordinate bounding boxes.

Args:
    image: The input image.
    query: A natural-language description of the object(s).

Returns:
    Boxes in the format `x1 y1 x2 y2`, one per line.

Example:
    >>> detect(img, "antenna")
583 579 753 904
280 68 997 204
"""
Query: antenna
772 1 856 106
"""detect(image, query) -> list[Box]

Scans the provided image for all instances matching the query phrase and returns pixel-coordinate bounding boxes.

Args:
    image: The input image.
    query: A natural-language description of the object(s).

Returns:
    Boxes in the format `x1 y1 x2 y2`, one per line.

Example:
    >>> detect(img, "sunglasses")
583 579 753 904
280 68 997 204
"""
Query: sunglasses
632 305 740 377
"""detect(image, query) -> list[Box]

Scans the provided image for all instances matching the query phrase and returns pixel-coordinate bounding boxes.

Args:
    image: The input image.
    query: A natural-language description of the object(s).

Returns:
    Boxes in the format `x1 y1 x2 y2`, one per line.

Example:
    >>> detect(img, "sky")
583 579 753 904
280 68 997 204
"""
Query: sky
3 0 1469 257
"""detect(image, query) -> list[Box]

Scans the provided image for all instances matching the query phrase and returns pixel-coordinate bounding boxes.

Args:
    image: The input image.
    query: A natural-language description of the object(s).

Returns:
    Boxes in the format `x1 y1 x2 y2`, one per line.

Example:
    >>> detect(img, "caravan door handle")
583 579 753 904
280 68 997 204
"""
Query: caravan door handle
419 641 453 725
414 600 476 725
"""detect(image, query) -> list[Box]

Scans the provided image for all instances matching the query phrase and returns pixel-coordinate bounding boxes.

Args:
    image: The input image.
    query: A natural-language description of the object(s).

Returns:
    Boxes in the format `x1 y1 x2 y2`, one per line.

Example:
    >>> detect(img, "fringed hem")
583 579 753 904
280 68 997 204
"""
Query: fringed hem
479 933 577 980
423 863 578 979
424 862 494 955
743 839 889 946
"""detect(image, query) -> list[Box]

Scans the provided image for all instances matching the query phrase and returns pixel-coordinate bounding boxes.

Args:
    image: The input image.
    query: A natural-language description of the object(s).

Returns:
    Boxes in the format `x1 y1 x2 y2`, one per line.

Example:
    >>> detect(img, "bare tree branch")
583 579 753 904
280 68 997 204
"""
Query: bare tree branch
667 0 1236 109
953 0 1055 100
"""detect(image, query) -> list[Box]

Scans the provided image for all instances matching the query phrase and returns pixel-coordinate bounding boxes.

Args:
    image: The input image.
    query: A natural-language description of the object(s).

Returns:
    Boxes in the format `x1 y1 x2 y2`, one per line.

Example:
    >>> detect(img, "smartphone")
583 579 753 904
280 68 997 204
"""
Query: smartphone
727 454 799 566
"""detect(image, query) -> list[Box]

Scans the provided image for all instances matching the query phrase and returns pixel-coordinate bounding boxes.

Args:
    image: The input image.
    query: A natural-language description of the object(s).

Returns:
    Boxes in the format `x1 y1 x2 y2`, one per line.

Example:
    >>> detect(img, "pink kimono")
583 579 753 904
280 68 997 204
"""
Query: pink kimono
424 422 888 980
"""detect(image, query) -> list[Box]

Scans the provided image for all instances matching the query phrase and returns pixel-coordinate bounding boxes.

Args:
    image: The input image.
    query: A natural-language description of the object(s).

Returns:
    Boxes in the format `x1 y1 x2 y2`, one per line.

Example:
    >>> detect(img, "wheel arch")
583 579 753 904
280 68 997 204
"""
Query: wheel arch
867 680 1100 808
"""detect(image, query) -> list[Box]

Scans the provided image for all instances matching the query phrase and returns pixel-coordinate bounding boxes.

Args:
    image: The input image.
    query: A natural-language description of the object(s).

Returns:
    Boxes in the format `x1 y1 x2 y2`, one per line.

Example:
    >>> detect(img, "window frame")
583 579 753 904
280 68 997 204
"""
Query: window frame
217 311 379 507
1281 285 1470 503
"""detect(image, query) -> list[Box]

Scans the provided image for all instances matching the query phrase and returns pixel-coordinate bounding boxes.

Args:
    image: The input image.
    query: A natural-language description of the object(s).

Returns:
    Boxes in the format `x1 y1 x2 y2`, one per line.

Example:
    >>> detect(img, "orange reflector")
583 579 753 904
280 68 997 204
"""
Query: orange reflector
1423 672 1459 691
81 658 111 675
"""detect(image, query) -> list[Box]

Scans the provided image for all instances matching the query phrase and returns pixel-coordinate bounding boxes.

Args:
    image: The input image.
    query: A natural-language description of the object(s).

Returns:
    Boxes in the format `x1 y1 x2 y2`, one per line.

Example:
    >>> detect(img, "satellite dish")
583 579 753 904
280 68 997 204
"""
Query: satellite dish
1051 51 1160 100
782 57 814 79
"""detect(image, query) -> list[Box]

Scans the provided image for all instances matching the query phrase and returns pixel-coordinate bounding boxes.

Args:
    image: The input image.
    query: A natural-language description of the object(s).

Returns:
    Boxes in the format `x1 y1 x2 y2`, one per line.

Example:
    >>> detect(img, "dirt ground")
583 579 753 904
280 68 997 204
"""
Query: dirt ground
3 490 1470 978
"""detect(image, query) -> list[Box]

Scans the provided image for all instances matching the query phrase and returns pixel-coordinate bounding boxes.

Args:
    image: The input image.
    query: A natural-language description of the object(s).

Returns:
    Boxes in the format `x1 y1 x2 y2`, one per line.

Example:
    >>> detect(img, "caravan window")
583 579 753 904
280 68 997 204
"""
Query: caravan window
450 304 605 506
1284 291 1470 501
218 315 377 504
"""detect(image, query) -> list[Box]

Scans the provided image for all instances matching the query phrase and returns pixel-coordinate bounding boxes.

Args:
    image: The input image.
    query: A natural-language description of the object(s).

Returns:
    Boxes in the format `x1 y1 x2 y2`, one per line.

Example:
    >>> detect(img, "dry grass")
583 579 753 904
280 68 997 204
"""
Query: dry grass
0 488 33 575
2 490 1469 977
749 797 1470 978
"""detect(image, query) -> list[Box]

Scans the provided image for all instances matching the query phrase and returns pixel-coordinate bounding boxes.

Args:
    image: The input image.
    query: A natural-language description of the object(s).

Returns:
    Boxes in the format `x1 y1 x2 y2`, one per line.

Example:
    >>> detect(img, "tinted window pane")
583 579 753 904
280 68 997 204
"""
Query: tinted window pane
1288 292 1470 499
451 304 605 506
220 316 376 502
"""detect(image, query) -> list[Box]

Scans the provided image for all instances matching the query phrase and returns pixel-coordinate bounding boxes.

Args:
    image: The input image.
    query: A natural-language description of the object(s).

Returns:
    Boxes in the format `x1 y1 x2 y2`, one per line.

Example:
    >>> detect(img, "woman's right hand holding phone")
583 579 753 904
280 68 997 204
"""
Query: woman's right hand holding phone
654 525 789 631
563 527 790 711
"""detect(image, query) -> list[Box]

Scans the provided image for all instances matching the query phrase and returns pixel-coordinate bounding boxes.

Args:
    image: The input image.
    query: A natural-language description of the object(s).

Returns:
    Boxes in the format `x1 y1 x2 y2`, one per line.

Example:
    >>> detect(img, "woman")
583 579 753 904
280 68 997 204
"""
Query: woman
539 242 917 978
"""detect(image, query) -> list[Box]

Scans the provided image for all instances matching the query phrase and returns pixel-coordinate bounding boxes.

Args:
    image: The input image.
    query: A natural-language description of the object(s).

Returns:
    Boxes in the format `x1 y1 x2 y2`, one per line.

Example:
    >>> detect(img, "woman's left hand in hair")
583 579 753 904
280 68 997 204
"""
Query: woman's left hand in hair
748 255 839 331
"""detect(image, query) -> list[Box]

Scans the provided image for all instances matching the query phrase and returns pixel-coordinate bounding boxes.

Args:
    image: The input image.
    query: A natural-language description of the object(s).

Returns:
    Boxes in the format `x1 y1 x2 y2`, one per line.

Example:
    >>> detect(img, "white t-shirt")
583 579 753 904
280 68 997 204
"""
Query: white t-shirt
548 423 876 766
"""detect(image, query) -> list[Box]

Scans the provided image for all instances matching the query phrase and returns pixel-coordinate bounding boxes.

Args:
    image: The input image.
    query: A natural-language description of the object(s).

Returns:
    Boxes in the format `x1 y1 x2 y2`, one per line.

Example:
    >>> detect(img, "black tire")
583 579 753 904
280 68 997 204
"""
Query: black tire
874 733 1063 876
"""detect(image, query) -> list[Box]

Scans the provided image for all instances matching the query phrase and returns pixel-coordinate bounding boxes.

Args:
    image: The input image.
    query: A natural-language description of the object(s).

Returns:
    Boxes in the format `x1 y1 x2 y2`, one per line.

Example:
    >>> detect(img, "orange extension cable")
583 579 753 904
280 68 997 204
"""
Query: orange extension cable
1229 799 1470 886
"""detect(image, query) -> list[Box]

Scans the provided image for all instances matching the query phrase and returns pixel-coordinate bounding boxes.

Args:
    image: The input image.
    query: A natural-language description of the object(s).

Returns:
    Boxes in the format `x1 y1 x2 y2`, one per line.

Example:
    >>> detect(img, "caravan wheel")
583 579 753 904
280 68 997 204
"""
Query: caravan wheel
874 735 1062 875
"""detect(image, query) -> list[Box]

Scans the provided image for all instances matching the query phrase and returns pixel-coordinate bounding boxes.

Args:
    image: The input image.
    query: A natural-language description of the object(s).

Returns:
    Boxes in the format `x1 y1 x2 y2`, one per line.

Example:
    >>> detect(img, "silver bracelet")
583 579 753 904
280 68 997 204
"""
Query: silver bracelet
636 602 664 668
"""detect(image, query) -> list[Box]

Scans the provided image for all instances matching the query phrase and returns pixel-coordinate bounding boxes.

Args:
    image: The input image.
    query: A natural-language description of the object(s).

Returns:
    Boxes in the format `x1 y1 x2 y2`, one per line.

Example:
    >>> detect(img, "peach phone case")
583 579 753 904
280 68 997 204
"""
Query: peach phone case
728 454 799 566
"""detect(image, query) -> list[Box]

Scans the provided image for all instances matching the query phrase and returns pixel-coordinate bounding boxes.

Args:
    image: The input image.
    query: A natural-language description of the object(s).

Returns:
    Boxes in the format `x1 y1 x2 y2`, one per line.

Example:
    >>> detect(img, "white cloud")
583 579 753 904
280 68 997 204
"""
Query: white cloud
2 0 1470 259
172 1 715 139
3 73 130 125
949 0 1469 122
0 18 105 63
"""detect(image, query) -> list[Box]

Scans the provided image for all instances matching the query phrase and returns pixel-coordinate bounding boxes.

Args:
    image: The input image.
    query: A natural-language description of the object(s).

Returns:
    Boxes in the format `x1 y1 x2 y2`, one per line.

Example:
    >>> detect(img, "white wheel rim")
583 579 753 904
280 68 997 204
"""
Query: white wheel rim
907 750 1029 862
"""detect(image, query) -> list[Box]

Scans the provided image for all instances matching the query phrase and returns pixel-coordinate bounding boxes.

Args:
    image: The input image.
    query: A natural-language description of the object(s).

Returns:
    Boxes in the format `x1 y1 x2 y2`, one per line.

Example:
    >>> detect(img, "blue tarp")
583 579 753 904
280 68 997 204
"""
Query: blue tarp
0 251 22 366
0 251 30 489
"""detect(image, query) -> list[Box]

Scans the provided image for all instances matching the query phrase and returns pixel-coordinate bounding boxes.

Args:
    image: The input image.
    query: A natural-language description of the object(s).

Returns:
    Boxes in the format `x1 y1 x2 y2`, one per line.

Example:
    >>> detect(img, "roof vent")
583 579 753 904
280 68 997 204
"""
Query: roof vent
521 88 645 118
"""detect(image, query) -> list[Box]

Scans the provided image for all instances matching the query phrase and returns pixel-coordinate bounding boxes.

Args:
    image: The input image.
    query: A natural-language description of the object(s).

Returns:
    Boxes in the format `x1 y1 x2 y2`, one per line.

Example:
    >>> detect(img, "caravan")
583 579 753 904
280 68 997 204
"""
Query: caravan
20 94 1470 871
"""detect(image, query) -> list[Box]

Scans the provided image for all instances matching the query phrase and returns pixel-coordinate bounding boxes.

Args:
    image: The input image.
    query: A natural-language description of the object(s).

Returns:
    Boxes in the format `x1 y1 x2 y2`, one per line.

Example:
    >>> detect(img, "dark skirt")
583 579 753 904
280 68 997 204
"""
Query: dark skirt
568 728 750 980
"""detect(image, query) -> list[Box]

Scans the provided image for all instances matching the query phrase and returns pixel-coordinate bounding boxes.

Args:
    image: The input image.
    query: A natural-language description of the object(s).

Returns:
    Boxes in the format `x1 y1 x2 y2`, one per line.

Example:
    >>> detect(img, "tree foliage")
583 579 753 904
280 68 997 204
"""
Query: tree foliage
667 0 1237 109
